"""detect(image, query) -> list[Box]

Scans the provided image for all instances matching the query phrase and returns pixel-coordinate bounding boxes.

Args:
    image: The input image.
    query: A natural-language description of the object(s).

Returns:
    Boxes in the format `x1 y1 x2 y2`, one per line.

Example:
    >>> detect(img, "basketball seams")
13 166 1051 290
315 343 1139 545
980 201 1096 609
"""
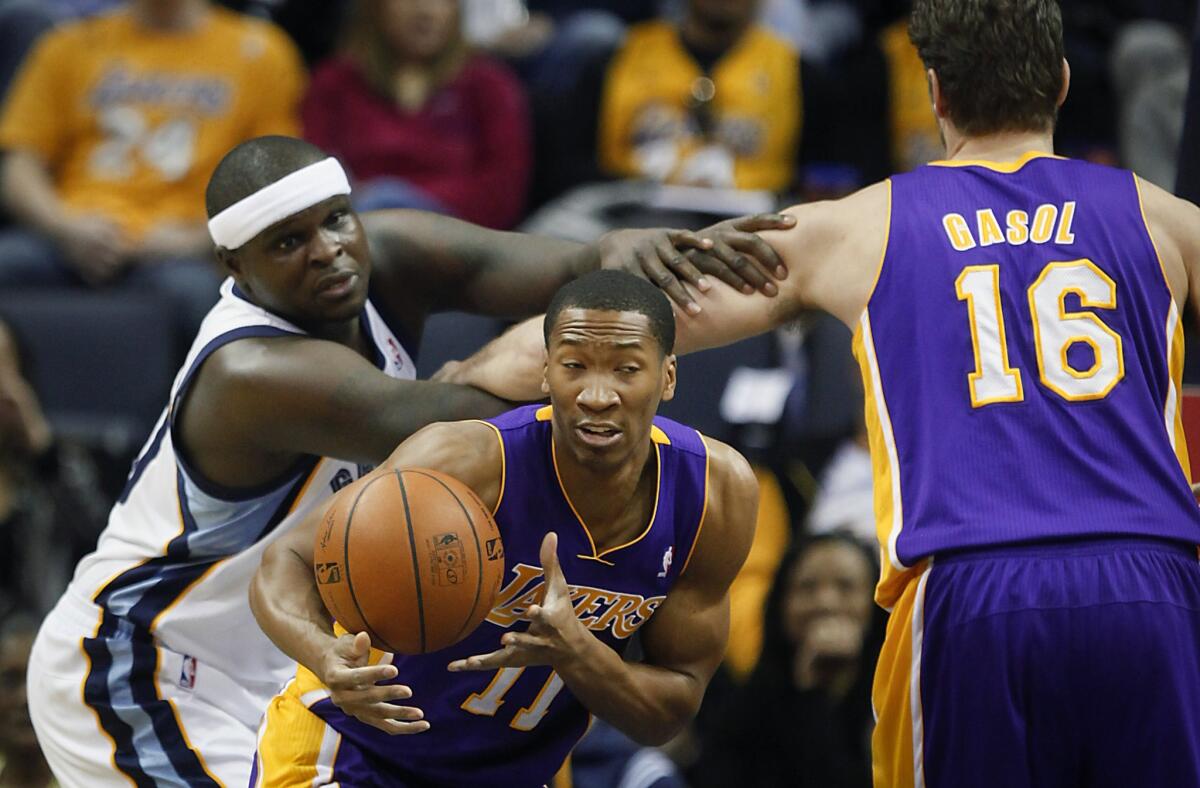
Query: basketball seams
342 475 402 654
393 470 428 654
406 470 485 645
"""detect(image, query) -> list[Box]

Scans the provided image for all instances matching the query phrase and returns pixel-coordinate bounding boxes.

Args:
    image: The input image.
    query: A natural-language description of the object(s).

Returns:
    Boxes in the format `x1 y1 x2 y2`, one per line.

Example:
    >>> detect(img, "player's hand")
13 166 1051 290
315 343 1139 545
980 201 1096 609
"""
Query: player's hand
50 214 130 285
793 615 864 696
594 228 715 315
448 532 589 673
321 631 429 735
433 315 547 402
687 213 795 296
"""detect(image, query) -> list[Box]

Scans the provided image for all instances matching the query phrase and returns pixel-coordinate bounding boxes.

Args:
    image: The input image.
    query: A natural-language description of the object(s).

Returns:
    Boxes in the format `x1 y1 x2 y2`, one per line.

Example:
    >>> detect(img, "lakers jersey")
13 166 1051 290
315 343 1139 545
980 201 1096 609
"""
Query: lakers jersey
68 278 414 727
856 153 1200 607
598 20 799 190
292 404 709 787
0 7 303 239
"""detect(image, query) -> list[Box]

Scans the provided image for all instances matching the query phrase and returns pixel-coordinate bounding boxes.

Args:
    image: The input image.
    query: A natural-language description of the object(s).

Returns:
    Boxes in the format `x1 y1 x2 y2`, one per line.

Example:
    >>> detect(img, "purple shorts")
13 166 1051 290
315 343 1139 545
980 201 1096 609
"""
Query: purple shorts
873 537 1200 787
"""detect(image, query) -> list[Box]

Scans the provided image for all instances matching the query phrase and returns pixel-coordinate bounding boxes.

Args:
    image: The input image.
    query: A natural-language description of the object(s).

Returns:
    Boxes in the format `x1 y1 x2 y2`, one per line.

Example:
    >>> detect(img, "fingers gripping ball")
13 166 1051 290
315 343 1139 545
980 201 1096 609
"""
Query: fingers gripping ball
314 469 506 655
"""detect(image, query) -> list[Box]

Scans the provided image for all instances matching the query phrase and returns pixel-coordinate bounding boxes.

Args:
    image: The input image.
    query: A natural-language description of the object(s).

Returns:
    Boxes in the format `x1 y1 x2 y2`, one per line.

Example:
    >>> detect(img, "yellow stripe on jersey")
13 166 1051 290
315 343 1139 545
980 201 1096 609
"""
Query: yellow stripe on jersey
255 680 342 787
927 150 1064 173
871 565 932 788
466 419 507 515
1132 174 1191 478
1166 301 1190 477
852 310 924 610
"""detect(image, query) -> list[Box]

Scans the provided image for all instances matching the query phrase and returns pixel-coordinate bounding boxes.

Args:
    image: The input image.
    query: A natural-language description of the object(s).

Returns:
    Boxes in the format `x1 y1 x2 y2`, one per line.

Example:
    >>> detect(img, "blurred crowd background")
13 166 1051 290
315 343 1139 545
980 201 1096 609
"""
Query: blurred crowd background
0 0 1195 785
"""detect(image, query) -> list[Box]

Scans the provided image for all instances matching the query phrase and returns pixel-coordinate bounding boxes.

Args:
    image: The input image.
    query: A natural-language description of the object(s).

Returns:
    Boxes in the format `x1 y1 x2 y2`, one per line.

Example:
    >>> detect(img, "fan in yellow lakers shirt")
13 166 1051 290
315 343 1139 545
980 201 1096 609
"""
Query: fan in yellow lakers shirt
0 0 304 340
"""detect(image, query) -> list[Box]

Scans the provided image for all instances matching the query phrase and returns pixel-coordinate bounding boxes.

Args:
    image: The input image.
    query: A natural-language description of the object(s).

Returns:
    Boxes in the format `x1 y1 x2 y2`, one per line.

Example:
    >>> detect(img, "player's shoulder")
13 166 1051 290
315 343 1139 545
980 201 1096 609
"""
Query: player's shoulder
1136 174 1200 226
782 179 890 237
698 436 758 515
1136 175 1200 261
385 420 505 510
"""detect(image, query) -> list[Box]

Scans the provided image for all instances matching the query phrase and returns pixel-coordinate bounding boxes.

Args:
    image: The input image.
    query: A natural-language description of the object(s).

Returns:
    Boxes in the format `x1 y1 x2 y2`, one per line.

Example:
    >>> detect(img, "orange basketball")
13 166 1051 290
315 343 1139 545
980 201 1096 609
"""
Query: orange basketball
313 468 505 655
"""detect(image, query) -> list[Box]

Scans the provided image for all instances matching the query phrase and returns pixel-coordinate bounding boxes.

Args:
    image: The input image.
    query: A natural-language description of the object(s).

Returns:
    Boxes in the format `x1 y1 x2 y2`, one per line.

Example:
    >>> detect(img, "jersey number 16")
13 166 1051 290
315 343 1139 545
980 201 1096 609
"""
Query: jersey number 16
956 258 1125 406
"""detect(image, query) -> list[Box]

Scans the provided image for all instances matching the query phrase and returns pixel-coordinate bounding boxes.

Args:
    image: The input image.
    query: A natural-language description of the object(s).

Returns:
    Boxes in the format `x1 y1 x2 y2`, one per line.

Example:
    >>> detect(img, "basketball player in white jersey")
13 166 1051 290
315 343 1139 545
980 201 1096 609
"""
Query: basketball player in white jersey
25 135 792 788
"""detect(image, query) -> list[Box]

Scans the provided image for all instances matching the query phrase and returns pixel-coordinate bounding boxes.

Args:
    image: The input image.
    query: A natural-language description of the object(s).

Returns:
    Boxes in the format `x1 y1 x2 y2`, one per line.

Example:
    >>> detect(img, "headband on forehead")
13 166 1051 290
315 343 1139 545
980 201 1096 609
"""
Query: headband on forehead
207 158 352 250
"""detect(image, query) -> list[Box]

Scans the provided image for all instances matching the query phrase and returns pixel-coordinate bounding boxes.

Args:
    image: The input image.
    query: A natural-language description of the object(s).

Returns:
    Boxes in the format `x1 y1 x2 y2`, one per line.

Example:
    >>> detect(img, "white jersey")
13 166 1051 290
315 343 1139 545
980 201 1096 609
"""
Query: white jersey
77 277 414 688
28 278 415 787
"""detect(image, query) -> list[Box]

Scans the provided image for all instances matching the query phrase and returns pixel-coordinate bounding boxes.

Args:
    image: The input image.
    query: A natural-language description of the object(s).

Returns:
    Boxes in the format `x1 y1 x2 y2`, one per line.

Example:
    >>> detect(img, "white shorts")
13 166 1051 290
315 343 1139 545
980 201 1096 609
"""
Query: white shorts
28 591 262 787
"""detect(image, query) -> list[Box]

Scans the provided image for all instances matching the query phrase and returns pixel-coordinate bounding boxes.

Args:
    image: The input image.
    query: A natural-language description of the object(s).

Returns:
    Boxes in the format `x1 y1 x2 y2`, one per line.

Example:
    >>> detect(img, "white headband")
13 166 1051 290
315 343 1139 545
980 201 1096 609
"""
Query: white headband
207 158 352 249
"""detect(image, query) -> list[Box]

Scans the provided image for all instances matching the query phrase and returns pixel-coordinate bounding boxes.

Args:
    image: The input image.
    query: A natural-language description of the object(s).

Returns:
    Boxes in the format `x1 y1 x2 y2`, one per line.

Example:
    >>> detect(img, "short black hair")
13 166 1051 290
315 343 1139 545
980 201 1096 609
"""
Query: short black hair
205 135 330 218
544 270 675 355
909 0 1064 136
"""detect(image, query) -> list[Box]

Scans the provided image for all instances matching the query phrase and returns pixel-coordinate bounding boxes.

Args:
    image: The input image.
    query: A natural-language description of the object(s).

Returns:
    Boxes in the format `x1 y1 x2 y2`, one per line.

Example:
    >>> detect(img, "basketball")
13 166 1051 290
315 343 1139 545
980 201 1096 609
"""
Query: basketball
313 468 506 655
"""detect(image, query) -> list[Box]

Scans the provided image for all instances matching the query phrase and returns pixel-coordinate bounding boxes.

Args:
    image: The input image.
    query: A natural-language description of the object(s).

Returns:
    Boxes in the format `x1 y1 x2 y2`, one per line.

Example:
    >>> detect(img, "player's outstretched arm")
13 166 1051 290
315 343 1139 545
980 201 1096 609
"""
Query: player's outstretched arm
362 210 795 327
448 438 759 745
674 181 891 353
181 335 513 486
250 420 502 734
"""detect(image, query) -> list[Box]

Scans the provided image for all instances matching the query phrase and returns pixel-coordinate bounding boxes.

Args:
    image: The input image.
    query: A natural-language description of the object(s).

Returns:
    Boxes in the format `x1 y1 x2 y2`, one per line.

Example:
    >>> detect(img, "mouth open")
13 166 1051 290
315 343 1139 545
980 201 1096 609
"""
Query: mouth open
575 423 622 448
316 271 357 300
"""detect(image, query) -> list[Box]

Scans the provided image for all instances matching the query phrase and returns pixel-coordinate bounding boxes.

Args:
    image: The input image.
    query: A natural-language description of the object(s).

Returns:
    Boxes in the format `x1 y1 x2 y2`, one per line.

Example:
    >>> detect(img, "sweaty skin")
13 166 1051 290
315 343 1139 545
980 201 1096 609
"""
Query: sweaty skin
250 308 760 747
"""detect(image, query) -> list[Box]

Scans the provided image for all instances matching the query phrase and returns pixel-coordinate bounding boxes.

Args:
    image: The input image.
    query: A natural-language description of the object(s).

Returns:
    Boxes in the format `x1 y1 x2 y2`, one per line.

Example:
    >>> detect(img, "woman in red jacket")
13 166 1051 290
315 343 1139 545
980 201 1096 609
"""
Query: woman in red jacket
303 0 532 229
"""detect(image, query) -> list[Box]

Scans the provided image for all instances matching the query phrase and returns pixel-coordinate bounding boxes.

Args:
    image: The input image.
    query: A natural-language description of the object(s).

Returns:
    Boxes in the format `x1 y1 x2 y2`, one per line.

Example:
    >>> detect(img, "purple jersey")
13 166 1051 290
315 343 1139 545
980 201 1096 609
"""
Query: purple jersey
856 153 1200 607
305 404 709 787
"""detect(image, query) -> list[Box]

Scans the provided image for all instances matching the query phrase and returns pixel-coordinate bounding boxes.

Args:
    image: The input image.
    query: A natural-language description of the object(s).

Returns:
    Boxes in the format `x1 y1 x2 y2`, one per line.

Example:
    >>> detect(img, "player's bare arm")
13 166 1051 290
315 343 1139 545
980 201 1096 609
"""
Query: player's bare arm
673 181 892 353
178 337 511 488
448 438 759 746
363 209 796 334
1135 176 1200 316
250 420 502 735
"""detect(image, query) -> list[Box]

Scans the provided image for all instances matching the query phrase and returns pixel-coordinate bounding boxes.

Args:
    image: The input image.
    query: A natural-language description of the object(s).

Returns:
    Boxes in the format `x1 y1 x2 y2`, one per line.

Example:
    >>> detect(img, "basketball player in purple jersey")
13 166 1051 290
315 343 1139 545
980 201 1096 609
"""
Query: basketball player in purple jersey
248 271 760 787
644 0 1200 785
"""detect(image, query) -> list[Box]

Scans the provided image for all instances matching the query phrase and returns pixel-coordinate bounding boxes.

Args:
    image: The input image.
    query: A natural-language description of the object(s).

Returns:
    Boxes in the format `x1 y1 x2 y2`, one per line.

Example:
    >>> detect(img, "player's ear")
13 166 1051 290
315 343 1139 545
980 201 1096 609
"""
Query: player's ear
216 246 242 278
927 68 946 120
660 354 677 402
541 361 549 396
1056 58 1070 109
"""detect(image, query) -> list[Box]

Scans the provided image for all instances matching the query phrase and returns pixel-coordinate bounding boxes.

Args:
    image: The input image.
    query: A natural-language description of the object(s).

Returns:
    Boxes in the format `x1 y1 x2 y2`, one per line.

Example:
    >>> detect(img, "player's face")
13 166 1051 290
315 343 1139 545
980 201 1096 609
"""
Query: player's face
380 0 458 62
221 195 371 329
544 308 676 470
782 541 874 648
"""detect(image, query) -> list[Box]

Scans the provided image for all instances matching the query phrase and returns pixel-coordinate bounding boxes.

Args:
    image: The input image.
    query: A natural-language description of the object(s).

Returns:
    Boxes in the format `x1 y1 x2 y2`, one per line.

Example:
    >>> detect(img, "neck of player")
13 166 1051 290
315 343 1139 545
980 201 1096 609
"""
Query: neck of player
942 128 1056 164
553 430 658 551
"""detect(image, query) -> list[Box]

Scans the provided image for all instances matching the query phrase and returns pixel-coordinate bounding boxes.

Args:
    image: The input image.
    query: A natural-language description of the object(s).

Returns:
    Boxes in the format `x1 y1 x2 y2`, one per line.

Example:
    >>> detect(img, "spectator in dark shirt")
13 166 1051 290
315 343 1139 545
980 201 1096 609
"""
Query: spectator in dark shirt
303 0 532 229
693 533 883 788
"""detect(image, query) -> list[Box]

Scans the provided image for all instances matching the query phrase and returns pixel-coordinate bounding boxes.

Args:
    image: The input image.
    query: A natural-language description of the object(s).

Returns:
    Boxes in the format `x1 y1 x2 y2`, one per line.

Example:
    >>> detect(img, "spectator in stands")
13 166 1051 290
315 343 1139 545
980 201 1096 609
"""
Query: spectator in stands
692 533 881 788
597 0 800 191
302 0 532 229
0 0 305 345
0 612 52 787
0 320 109 617
1111 19 1188 190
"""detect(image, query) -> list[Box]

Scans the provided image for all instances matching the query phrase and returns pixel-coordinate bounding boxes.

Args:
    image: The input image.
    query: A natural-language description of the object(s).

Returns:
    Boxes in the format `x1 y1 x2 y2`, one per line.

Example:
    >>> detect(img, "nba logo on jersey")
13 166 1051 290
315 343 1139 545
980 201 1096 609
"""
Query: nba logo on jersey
179 655 198 691
658 545 674 578
386 337 407 370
